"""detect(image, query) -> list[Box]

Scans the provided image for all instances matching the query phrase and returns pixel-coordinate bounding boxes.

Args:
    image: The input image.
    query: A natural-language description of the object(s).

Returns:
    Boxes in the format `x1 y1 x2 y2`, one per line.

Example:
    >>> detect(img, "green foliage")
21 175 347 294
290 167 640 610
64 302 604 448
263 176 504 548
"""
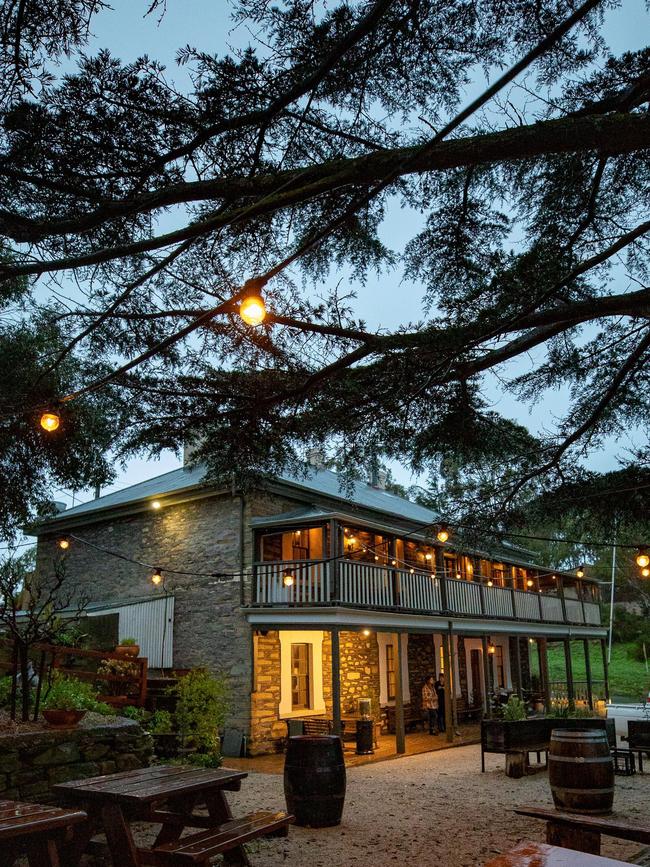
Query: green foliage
187 750 223 768
171 669 229 754
547 641 650 701
502 695 527 721
121 705 173 734
119 637 137 646
0 676 13 708
96 658 139 696
53 625 89 648
43 674 112 714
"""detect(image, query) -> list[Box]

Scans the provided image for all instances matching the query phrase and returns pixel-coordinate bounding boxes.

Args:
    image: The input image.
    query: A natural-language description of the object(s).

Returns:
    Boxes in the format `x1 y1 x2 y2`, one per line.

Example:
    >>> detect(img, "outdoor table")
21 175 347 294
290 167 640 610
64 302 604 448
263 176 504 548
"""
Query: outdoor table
484 841 633 866
0 798 87 867
53 765 249 867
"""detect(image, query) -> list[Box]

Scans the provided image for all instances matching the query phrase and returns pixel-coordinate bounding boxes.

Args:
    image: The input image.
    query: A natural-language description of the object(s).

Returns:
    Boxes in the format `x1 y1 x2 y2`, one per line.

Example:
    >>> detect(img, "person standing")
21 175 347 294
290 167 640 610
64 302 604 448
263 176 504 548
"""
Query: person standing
421 675 439 735
435 672 446 733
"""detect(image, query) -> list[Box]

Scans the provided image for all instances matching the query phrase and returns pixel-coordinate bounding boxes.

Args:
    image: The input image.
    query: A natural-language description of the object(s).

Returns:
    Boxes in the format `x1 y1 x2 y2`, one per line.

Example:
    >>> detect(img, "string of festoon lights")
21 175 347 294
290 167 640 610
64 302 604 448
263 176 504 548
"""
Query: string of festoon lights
49 518 650 591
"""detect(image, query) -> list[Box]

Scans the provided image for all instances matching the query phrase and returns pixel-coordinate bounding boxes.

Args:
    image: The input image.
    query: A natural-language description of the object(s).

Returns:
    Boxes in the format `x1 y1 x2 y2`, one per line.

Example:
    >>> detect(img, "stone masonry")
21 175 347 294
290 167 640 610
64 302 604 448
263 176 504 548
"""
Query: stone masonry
0 714 152 803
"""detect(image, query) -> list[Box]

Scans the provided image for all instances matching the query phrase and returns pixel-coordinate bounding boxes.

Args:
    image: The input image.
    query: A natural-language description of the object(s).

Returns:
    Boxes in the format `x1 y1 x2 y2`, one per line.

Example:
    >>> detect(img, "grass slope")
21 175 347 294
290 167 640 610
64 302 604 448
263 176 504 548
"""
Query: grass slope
546 641 650 701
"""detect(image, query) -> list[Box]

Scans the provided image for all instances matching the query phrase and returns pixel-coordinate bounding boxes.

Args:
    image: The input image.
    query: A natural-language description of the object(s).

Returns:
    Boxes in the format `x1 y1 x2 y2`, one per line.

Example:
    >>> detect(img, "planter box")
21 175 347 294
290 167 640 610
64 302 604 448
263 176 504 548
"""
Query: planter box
481 717 615 767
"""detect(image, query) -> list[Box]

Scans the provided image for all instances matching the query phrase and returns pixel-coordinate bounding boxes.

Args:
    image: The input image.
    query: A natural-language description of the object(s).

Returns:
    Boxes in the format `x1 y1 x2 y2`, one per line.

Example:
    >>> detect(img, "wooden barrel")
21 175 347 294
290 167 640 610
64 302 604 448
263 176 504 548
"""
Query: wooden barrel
549 728 614 814
284 735 346 827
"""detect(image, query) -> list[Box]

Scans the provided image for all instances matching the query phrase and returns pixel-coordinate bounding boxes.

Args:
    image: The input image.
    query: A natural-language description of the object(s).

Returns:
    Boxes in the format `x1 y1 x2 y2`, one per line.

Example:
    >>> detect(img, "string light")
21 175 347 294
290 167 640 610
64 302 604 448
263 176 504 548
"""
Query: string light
151 500 162 510
425 553 433 561
39 411 60 432
151 568 163 586
526 578 534 588
576 565 585 579
642 567 650 579
636 550 650 568
239 294 266 326
57 538 70 550
362 629 371 636
436 525 450 543
487 579 493 587
282 572 294 587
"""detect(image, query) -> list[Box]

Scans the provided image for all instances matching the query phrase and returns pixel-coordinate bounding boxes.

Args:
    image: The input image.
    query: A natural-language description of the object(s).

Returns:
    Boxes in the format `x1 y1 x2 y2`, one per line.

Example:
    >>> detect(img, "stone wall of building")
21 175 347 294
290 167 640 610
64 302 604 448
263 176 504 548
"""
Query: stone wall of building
338 632 381 721
250 631 284 754
407 634 437 714
456 636 469 705
0 715 151 803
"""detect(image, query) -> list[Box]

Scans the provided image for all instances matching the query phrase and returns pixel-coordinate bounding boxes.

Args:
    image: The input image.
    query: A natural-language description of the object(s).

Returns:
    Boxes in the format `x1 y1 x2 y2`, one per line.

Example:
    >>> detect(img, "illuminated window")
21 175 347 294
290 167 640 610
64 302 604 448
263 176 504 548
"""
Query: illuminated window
291 644 311 710
494 646 505 688
386 644 396 701
292 529 309 560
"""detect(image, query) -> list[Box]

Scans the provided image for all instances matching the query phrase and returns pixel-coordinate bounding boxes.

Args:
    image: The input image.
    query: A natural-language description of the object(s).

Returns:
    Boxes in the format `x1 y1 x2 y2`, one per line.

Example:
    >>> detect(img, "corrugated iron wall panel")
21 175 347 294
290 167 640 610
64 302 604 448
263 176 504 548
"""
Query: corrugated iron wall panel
88 596 174 667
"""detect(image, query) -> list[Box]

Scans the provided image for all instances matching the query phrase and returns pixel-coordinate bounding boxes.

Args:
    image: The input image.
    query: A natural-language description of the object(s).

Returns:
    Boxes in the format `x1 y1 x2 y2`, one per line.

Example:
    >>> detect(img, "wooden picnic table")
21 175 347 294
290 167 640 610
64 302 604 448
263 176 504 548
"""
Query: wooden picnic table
53 765 292 866
515 805 650 856
484 841 633 866
0 799 87 867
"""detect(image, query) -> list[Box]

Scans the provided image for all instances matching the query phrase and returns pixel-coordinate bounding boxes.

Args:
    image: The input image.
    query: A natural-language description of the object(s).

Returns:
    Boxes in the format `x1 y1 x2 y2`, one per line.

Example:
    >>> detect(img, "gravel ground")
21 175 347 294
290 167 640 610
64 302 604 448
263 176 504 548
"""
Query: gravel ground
225 744 650 866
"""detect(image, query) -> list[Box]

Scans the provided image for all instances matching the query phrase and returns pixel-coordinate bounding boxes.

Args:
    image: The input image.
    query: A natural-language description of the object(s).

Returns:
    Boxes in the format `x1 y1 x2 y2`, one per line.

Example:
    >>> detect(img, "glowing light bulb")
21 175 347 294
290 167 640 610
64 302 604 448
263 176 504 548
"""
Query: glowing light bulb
57 538 70 550
362 629 370 637
151 569 163 586
636 550 650 568
576 565 585 579
40 411 60 432
151 500 162 510
642 567 650 578
487 580 493 587
527 579 534 588
239 294 266 326
283 572 294 587
425 553 432 561
436 527 449 543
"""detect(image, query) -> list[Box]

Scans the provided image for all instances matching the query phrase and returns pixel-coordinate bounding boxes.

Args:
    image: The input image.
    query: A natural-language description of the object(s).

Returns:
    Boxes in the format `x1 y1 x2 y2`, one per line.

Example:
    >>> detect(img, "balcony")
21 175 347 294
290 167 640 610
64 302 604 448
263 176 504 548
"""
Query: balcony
252 559 601 627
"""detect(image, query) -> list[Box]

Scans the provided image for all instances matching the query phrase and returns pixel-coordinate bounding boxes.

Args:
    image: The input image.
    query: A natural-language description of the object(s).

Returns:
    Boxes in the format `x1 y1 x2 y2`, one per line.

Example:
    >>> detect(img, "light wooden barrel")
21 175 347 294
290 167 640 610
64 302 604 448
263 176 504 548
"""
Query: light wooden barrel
549 728 614 814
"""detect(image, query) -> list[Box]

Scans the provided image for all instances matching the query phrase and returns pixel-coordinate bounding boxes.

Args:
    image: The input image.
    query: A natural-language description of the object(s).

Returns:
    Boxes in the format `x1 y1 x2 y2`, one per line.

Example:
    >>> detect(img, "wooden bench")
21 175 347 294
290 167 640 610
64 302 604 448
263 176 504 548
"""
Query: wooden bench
152 810 294 865
384 703 425 734
514 804 650 856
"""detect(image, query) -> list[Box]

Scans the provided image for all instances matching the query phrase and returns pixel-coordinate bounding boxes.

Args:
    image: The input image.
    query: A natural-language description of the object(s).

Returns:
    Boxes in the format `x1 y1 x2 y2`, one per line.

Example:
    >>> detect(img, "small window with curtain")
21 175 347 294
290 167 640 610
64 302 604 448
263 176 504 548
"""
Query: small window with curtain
386 644 396 701
291 643 311 710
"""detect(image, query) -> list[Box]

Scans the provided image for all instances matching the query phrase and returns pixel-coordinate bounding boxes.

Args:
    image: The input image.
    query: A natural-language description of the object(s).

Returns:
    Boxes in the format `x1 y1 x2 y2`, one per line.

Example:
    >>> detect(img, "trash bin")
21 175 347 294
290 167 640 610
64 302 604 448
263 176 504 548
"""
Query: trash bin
356 719 374 755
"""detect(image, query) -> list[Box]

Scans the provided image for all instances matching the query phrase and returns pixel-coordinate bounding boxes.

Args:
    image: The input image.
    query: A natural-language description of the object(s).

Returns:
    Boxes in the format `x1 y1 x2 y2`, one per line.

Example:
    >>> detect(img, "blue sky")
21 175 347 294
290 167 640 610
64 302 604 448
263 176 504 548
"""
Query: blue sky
48 0 649 509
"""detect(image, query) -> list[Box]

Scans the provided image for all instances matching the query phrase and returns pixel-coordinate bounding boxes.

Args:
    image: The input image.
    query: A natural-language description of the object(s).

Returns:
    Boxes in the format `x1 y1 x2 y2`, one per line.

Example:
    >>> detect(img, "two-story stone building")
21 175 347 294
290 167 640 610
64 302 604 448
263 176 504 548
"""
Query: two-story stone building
34 455 608 755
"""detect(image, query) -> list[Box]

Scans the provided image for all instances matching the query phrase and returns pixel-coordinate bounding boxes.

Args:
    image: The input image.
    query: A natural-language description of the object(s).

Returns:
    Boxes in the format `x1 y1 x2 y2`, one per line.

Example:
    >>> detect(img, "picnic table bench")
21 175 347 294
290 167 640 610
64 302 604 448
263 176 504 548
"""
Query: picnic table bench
0 799 87 867
515 804 650 856
53 765 293 866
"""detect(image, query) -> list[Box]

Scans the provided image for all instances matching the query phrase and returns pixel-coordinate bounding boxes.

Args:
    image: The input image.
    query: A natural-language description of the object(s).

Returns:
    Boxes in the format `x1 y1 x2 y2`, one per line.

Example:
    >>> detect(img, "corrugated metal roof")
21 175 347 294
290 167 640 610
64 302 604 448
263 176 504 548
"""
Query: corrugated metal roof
40 464 440 527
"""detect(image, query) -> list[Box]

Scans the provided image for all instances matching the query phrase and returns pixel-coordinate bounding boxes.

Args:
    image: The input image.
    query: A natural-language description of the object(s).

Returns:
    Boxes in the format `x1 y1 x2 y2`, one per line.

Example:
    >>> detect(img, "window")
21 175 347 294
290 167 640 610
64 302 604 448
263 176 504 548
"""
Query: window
494 646 505 688
292 529 309 560
291 643 311 710
386 644 396 701
439 644 445 674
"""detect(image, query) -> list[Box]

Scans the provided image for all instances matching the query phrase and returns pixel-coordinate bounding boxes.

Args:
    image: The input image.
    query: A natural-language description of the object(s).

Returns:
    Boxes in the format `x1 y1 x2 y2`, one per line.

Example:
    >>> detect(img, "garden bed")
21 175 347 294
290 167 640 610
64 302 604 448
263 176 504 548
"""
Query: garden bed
0 712 152 802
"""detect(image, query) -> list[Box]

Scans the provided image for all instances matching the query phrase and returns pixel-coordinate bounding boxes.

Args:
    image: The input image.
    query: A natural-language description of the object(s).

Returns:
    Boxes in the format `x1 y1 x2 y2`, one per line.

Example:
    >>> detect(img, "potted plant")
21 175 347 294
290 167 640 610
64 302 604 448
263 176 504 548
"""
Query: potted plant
96 657 139 706
42 674 109 727
115 637 140 658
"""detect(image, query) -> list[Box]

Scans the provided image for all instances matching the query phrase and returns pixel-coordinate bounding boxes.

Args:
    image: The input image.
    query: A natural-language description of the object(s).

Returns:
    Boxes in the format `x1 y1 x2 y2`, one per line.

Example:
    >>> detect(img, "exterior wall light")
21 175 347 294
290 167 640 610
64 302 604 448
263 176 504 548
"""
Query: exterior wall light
487 643 496 655
436 526 450 543
282 572 295 587
576 565 585 578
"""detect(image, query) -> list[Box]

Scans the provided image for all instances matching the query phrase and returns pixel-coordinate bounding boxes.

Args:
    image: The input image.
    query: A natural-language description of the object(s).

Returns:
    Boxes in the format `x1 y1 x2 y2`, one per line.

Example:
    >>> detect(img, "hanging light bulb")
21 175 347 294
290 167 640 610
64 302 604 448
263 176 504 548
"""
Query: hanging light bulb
239 294 266 326
436 525 450 543
40 410 60 432
391 559 397 566
57 538 70 550
362 629 370 637
425 553 432 561
487 643 496 655
151 500 162 510
526 578 534 588
636 549 650 569
642 567 650 579
282 572 294 587
487 579 493 587
576 565 585 579
151 568 163 586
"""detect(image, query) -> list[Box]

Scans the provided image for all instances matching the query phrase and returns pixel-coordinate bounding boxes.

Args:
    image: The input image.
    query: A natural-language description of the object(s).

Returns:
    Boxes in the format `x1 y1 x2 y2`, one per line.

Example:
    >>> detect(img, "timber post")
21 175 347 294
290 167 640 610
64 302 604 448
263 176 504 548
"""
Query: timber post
331 628 342 736
564 637 575 711
584 638 594 710
395 632 406 754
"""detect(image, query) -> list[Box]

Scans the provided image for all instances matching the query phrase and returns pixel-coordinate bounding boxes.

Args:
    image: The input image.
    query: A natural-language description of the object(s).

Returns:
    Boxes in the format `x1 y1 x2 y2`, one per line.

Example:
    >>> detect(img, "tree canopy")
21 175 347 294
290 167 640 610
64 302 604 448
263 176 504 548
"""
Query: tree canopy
1 0 649 537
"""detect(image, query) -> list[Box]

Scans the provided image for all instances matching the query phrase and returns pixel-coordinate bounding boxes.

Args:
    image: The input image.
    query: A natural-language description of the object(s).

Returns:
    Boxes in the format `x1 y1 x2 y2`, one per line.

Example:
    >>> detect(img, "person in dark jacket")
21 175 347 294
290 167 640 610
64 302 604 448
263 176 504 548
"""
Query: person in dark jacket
421 675 439 735
435 672 446 733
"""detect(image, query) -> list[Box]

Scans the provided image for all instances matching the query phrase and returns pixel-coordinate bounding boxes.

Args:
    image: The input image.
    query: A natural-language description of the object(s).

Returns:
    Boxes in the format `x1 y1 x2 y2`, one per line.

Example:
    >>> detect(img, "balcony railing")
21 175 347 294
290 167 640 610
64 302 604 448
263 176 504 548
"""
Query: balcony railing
251 559 601 627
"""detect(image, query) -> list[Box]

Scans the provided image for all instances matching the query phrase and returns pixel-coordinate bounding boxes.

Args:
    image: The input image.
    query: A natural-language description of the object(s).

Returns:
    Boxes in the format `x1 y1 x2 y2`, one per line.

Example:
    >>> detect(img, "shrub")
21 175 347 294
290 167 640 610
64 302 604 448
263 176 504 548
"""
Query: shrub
43 674 113 714
120 637 138 646
149 709 173 735
187 750 222 768
96 658 139 696
171 669 229 754
502 695 527 721
0 676 13 708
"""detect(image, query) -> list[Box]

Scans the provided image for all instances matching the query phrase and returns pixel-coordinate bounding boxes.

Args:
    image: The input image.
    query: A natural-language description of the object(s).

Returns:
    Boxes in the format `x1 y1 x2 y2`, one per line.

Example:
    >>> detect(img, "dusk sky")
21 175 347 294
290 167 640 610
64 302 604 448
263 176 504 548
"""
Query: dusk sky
48 0 650 511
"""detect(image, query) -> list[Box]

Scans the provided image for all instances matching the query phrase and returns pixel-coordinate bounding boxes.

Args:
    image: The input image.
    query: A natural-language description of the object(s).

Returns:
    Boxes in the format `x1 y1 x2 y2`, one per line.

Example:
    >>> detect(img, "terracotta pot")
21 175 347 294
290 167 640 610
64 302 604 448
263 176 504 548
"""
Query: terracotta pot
42 709 86 728
115 644 140 658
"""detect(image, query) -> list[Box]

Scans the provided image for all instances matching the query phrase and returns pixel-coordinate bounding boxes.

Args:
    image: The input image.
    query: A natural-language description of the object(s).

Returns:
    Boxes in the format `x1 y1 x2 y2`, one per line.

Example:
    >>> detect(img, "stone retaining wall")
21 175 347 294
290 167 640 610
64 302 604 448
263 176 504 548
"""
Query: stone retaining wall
0 713 152 803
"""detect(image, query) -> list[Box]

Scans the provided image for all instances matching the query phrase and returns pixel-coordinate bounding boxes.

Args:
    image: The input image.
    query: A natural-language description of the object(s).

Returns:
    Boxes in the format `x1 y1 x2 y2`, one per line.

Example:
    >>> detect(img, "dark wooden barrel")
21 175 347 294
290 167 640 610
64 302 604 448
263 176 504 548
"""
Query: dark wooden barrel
284 735 346 827
549 728 614 815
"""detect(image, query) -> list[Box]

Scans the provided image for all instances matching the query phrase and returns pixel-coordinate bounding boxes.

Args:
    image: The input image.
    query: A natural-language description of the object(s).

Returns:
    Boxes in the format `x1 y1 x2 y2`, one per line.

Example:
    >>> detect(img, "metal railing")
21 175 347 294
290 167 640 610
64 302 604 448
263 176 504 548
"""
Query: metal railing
251 559 602 626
